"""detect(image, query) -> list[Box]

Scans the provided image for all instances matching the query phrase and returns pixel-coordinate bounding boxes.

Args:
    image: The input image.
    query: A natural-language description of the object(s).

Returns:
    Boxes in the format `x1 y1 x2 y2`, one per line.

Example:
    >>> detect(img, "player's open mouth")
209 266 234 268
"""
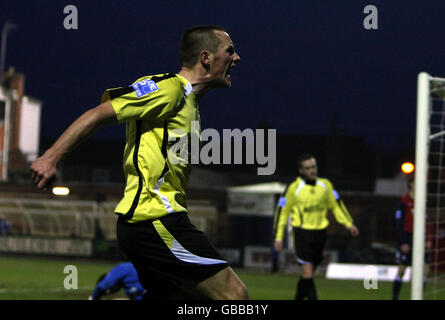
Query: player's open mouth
225 66 234 78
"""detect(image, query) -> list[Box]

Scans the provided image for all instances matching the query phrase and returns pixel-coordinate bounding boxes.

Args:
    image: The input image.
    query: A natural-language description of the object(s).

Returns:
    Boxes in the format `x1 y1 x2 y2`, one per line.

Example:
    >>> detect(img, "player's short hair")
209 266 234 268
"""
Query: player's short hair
297 153 315 169
179 25 227 68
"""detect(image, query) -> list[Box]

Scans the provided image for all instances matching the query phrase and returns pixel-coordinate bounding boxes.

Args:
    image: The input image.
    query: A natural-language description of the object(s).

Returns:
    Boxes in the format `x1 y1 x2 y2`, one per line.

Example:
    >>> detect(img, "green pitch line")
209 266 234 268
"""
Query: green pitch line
0 256 443 300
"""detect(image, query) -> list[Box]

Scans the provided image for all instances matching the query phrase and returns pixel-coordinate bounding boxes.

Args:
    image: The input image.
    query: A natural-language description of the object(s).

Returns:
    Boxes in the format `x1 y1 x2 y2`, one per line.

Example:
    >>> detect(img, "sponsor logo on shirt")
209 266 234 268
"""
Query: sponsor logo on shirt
132 79 159 97
303 204 324 212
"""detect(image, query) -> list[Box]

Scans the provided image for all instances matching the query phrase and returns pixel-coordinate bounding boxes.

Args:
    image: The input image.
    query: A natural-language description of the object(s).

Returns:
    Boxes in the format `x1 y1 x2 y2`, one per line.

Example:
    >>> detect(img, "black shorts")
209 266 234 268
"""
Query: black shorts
396 244 430 265
292 228 327 267
116 212 227 294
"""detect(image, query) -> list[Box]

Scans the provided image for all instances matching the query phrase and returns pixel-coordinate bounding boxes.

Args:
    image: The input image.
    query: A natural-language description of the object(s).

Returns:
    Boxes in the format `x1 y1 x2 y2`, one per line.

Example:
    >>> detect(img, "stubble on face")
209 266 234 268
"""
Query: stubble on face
210 31 239 88
299 158 318 181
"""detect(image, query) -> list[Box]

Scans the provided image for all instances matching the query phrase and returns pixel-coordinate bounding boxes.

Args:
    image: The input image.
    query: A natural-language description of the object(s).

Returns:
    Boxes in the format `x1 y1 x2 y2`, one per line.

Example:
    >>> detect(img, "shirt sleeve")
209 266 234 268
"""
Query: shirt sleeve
273 182 297 241
101 75 182 123
326 180 353 228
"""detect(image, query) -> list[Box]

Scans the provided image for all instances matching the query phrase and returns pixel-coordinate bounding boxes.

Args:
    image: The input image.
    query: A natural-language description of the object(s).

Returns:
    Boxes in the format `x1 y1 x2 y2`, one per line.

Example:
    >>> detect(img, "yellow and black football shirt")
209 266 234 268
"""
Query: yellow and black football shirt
273 177 353 240
101 73 200 223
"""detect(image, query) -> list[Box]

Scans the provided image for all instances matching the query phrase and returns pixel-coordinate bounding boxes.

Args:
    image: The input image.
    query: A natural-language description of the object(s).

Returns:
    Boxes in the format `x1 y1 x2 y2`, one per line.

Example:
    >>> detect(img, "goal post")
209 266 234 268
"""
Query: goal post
412 72 429 300
413 72 445 300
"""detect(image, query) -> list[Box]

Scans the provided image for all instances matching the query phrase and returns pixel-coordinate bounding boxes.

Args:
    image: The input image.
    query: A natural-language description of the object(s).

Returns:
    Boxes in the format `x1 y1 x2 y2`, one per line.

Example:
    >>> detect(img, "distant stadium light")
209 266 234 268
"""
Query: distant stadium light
52 186 70 196
401 162 415 174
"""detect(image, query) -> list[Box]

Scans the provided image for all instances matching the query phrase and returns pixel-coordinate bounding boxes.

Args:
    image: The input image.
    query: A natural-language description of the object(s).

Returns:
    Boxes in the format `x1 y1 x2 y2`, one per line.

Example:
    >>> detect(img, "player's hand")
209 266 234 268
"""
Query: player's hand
426 241 432 250
274 240 283 252
349 225 360 237
30 155 57 191
401 244 410 253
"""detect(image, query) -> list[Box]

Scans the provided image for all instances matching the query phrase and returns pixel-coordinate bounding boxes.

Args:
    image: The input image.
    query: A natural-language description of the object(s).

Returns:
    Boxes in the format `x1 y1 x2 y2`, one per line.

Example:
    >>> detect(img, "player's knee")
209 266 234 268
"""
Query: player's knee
397 265 406 277
301 264 313 278
232 281 249 300
197 267 249 300
220 272 249 300
302 270 313 278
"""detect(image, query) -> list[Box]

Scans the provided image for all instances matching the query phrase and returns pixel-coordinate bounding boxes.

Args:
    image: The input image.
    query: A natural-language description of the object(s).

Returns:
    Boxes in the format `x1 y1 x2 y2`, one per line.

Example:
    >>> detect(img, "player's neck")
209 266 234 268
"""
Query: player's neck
178 67 213 102
302 177 316 186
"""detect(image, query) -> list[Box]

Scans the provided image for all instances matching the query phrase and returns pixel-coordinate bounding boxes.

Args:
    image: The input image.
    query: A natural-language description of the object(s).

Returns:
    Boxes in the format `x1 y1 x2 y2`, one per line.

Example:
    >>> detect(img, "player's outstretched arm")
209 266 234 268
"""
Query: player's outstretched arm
348 225 360 237
30 101 117 190
272 184 296 251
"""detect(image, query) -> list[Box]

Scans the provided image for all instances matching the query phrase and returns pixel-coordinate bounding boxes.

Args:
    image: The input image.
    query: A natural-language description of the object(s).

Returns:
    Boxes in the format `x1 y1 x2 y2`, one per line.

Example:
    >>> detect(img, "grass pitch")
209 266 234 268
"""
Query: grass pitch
0 255 442 300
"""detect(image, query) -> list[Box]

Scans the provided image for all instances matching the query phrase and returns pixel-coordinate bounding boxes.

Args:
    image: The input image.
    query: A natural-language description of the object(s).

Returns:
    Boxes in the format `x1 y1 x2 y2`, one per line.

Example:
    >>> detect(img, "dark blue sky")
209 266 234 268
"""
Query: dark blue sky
1 1 445 150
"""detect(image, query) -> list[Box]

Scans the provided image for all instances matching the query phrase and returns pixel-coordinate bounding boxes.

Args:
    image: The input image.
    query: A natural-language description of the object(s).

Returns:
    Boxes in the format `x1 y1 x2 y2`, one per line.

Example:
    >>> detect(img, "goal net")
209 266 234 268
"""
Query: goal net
413 72 445 300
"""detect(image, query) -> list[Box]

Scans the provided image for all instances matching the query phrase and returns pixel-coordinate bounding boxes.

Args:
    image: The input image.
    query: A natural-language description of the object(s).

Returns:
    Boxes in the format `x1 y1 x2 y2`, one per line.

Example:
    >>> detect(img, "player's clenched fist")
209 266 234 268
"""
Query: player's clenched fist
30 156 57 191
349 225 360 237
274 240 283 252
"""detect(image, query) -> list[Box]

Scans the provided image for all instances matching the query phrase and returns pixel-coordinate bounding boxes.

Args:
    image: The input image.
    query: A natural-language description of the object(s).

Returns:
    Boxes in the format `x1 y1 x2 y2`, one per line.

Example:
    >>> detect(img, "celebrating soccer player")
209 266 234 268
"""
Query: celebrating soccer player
30 25 248 300
273 153 359 300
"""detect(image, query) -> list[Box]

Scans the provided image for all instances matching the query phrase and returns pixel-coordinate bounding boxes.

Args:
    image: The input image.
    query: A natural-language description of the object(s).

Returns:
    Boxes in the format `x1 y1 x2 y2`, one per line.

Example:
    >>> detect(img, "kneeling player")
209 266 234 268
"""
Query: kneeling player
89 262 146 300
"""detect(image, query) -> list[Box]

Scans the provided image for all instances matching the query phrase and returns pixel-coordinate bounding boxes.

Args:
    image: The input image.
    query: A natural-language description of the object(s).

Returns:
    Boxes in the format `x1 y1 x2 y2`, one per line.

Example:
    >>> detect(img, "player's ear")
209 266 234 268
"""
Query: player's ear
199 50 211 70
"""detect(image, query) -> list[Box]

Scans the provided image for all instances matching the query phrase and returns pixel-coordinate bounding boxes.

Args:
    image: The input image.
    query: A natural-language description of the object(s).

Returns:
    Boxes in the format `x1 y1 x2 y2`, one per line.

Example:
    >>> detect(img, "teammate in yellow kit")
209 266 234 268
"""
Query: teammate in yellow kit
273 153 359 300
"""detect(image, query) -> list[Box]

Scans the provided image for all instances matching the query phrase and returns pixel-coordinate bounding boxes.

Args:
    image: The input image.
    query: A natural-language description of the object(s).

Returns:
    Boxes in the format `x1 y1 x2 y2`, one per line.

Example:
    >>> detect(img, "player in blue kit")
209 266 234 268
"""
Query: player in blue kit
89 262 146 300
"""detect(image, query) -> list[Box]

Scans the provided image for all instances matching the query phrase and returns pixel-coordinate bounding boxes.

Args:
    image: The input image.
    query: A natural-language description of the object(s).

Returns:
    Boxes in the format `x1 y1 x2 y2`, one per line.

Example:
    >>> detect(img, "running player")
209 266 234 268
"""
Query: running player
31 25 247 300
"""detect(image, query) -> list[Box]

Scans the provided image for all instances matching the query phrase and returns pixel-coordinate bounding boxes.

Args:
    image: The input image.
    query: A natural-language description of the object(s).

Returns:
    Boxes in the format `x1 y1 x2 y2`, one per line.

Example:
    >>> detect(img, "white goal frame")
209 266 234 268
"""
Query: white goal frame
413 72 445 300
